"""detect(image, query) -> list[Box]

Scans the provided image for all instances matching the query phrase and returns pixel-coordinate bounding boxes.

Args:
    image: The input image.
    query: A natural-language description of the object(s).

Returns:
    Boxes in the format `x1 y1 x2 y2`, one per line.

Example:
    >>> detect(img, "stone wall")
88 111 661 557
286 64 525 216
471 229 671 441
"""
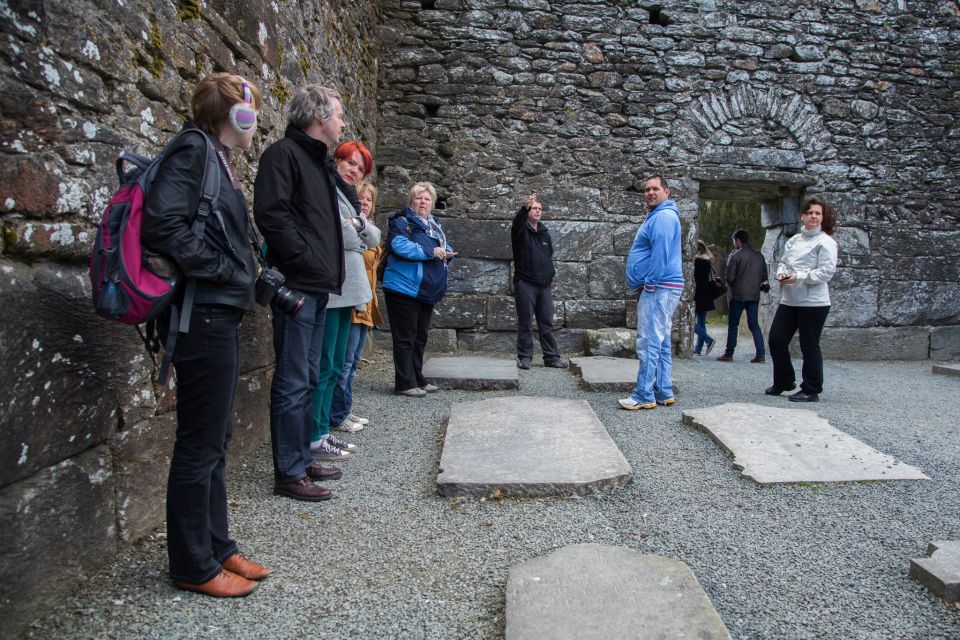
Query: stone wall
0 0 379 633
375 0 960 360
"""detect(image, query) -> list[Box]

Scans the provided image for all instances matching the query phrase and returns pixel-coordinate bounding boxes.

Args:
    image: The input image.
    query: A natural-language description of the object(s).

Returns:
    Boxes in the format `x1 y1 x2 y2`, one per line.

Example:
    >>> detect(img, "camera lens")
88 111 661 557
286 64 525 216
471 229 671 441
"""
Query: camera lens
274 285 306 318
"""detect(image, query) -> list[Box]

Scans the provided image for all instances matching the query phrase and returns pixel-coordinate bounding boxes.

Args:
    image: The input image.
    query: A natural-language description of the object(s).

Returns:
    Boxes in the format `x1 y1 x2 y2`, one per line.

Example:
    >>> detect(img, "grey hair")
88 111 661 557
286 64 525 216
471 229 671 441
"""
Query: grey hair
408 181 437 206
287 84 342 129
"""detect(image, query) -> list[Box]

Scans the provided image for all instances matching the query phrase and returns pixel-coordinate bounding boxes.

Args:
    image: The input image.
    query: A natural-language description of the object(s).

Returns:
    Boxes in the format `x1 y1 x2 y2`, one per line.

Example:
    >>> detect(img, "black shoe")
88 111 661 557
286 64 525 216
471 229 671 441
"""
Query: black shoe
765 383 797 396
518 359 531 370
787 390 819 402
544 358 568 369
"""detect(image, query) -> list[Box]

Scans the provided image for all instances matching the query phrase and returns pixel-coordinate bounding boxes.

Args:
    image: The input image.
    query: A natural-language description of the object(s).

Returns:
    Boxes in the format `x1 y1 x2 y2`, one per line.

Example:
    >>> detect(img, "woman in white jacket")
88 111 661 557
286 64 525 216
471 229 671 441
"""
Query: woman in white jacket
765 197 838 402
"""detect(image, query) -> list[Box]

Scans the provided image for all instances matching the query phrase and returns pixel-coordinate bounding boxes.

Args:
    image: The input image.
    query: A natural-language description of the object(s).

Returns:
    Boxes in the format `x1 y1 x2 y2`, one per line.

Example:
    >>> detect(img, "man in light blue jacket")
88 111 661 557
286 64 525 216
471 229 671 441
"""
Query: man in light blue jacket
620 175 685 410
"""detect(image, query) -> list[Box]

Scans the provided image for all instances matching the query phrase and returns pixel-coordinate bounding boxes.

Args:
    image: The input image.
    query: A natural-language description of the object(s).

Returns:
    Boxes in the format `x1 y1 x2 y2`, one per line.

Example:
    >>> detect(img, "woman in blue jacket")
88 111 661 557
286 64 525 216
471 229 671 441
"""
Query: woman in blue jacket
382 182 455 396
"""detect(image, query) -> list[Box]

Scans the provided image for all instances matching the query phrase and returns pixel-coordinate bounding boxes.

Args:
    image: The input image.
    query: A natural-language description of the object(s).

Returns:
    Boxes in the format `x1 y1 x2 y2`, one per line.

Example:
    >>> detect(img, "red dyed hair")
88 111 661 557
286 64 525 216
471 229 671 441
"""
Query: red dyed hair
334 141 373 178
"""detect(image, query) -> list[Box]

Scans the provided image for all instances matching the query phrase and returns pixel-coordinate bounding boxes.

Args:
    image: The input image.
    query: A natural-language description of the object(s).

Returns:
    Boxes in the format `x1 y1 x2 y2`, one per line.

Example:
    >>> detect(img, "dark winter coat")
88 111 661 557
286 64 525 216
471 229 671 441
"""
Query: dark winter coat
511 205 556 287
693 256 716 313
253 125 345 296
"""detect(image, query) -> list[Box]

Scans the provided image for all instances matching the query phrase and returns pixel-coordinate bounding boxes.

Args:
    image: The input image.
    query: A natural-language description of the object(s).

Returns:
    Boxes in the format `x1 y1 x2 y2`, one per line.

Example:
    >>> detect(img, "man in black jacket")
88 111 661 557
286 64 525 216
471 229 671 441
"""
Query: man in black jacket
254 84 346 502
511 193 567 370
717 228 769 364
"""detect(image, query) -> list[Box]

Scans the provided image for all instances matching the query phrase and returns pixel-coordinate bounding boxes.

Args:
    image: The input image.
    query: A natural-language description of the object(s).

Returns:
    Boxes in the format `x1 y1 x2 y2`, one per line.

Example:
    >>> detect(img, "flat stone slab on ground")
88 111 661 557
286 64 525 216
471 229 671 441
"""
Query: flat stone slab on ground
932 363 960 378
569 356 638 391
506 544 731 640
682 403 931 484
423 356 519 390
910 541 960 602
437 397 632 497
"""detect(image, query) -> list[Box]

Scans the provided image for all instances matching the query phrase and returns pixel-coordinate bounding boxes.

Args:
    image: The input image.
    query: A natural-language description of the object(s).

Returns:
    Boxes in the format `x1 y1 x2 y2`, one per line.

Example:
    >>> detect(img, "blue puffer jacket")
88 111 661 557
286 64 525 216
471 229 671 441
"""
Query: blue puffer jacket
382 208 454 305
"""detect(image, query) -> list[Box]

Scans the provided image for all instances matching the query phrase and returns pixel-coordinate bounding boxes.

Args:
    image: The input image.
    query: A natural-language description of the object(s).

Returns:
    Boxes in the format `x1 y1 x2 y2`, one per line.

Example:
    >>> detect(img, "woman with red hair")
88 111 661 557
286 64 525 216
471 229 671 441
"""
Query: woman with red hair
309 141 380 462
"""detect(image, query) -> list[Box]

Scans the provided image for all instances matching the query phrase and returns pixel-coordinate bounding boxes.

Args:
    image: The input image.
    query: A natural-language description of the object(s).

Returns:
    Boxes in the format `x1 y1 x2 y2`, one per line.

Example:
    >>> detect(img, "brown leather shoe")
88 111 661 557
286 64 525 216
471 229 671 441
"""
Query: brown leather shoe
176 569 256 597
750 356 766 363
716 354 733 362
306 462 342 481
222 553 272 581
273 477 333 502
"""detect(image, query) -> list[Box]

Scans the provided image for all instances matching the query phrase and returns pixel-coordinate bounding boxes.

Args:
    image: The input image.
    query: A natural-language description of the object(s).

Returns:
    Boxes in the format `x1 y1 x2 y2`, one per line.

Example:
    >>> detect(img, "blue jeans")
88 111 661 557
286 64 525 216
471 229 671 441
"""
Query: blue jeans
269 292 328 484
724 299 765 357
330 322 368 426
693 310 711 353
631 287 682 403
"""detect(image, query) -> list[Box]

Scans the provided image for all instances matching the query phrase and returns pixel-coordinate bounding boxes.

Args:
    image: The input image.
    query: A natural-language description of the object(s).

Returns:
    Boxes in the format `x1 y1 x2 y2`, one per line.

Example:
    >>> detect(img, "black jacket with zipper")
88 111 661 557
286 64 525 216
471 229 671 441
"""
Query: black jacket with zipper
141 122 256 311
511 204 556 287
253 125 345 296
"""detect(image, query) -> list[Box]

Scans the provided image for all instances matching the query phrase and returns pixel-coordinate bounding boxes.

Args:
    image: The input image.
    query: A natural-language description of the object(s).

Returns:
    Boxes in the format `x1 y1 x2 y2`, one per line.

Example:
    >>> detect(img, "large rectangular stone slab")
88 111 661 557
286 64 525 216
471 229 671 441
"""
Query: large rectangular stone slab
423 356 519 390
569 355 638 391
932 363 960 378
909 541 960 602
506 544 731 640
438 397 632 497
681 403 931 484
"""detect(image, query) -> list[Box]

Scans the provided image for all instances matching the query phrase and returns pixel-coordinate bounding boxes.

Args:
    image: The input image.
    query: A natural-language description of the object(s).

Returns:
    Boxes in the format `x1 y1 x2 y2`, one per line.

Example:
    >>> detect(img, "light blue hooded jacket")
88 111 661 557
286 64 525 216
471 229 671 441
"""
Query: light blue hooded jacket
626 199 685 293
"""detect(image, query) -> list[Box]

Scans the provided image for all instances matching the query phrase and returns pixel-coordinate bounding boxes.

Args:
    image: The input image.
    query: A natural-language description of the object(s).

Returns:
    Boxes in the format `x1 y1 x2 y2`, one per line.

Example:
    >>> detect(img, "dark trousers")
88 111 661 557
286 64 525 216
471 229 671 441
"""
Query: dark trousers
514 278 561 363
385 290 434 391
768 303 830 395
269 292 328 483
166 305 243 584
724 298 764 357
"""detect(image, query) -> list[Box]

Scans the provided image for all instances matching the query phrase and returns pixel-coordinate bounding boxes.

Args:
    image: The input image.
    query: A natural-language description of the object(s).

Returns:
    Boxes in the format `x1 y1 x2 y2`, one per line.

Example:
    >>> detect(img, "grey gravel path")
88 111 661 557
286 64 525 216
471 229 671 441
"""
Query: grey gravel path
25 351 960 640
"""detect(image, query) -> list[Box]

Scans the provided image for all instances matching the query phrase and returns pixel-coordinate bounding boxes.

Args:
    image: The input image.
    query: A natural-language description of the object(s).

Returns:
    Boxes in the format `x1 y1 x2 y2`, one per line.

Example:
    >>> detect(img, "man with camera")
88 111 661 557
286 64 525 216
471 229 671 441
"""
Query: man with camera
716 229 769 364
254 85 347 502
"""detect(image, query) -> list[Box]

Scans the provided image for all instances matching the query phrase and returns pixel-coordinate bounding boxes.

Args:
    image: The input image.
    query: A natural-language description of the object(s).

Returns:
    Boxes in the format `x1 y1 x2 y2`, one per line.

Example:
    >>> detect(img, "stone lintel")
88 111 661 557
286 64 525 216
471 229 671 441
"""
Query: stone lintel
909 541 960 602
506 544 731 640
437 397 632 497
423 356 519 390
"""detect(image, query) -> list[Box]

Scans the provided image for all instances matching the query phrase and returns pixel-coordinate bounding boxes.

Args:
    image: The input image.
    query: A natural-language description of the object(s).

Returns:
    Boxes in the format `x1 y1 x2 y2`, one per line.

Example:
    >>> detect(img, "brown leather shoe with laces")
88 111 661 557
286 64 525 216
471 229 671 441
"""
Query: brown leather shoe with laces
273 477 333 502
176 569 256 597
222 553 272 581
306 462 343 481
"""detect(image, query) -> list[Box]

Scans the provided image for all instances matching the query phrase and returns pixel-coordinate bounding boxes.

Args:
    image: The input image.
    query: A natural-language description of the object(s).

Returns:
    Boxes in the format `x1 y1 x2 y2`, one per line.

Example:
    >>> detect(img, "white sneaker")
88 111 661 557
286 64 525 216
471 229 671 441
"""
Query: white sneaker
618 397 657 410
422 383 439 393
333 419 364 433
348 413 369 426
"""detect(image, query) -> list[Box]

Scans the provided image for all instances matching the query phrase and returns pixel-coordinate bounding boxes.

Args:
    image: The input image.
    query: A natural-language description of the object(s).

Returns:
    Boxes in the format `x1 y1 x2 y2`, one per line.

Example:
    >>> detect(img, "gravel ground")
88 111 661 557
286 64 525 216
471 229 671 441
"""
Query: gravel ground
25 344 960 639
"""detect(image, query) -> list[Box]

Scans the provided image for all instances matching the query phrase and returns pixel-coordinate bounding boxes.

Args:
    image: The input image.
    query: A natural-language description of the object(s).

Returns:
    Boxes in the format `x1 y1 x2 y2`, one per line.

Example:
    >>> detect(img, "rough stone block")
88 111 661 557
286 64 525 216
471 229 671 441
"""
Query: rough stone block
702 145 806 170
826 268 879 327
438 397 632 497
238 308 276 374
506 545 731 640
585 328 636 358
819 326 929 360
932 364 960 378
552 261 590 299
440 219 513 259
549 221 616 261
487 295 519 331
427 328 459 353
588 255 629 298
565 299 626 329
447 258 511 294
910 541 960 603
423 356 519 390
879 281 960 325
230 368 273 462
111 413 176 543
433 295 487 329
682 403 931 484
458 330 518 353
0 446 117 633
613 222 639 255
569 356 638 391
0 260 153 488
931 326 960 360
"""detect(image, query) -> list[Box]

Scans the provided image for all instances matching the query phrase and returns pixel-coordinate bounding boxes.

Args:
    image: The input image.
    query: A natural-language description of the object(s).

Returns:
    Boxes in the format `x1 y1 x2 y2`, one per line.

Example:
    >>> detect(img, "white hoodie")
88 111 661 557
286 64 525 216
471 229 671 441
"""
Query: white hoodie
776 227 838 307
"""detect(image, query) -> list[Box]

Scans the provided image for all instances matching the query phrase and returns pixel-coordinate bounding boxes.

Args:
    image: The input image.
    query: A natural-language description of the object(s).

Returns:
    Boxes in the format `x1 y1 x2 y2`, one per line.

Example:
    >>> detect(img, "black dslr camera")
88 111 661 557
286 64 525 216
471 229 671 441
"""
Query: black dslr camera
255 266 306 317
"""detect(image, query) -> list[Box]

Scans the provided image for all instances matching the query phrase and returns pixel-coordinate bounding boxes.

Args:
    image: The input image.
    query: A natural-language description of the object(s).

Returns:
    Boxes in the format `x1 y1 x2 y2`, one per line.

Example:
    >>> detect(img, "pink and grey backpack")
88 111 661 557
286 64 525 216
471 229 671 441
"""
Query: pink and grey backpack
89 128 220 382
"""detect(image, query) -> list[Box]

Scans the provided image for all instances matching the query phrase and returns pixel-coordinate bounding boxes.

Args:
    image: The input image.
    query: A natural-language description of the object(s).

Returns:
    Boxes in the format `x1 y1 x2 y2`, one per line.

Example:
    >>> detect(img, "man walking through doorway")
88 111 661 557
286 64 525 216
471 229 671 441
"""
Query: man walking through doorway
717 228 768 363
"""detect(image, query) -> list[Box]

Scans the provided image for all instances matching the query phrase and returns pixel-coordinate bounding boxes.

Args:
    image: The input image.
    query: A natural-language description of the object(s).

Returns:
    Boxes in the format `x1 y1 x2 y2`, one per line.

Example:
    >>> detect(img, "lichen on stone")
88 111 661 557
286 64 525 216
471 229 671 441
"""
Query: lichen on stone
176 0 201 21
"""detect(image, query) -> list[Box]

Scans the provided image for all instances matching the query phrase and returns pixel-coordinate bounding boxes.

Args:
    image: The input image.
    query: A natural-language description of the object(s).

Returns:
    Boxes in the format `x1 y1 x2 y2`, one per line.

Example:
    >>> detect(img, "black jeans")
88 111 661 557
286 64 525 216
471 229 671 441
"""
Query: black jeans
385 290 434 391
768 304 830 395
166 304 243 584
514 278 561 363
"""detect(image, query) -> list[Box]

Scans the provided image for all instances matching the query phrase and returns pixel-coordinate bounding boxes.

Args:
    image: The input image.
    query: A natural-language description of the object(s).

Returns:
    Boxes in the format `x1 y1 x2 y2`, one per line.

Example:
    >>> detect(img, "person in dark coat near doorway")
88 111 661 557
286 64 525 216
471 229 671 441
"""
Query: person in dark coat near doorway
692 239 717 355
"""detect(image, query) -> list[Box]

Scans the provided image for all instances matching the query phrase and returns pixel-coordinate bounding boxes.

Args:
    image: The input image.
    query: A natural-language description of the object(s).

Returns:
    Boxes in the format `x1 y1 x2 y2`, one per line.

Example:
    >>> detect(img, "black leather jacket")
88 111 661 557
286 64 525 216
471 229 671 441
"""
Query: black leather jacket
142 123 256 311
253 125 346 296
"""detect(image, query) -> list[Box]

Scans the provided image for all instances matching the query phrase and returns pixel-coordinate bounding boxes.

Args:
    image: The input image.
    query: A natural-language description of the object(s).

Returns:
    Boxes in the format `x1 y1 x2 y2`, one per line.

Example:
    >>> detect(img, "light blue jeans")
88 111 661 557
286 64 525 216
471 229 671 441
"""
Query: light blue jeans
631 287 682 404
329 322 368 427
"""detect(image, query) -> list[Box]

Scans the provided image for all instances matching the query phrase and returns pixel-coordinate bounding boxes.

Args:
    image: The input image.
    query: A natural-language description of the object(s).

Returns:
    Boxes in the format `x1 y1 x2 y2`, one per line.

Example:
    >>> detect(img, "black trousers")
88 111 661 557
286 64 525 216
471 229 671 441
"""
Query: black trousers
166 304 243 584
768 303 830 395
385 290 434 391
514 278 561 363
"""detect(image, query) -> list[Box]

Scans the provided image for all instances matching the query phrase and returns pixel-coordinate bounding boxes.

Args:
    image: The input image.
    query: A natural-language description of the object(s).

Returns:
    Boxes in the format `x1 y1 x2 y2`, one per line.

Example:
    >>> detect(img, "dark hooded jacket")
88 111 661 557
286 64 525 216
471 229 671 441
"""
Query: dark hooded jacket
511 204 556 287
